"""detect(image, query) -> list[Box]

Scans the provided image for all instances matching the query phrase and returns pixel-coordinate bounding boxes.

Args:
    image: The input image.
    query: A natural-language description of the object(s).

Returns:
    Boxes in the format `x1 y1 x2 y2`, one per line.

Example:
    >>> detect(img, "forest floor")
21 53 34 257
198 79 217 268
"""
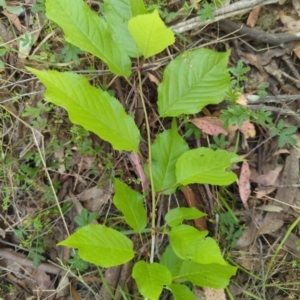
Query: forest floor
1 0 300 299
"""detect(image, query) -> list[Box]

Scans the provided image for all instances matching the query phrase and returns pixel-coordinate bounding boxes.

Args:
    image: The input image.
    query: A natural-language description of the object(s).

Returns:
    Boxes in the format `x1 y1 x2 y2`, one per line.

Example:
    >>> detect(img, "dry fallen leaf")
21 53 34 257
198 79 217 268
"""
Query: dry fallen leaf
247 7 261 27
240 121 256 139
128 152 149 192
238 161 251 208
230 121 256 139
203 287 226 300
293 0 300 15
192 115 256 141
253 165 283 186
293 41 300 60
2 10 23 33
278 10 297 25
78 184 113 212
191 116 228 136
258 148 299 235
147 72 160 86
236 93 247 106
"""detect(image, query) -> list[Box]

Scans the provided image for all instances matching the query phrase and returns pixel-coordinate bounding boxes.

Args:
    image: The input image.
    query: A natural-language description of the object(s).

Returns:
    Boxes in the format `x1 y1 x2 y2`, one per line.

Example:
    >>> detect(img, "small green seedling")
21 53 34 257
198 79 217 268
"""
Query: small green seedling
28 0 244 298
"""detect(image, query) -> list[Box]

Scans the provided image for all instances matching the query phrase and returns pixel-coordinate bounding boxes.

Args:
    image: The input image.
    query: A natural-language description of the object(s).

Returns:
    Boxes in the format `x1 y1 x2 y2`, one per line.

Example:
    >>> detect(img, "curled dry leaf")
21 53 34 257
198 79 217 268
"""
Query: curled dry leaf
253 165 283 186
2 10 22 32
246 7 261 28
147 72 160 86
238 161 251 208
128 152 150 192
253 165 283 198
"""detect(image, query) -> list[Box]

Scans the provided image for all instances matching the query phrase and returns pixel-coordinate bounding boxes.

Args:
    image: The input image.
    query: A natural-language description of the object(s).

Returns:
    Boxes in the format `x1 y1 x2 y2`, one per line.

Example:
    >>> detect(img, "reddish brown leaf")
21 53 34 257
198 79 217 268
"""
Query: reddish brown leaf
191 116 228 136
229 121 256 139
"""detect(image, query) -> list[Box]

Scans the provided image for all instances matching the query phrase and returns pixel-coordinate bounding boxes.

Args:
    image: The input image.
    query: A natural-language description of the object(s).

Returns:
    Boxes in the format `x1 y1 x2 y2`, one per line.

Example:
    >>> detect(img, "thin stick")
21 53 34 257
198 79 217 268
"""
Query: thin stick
171 0 279 33
136 70 157 264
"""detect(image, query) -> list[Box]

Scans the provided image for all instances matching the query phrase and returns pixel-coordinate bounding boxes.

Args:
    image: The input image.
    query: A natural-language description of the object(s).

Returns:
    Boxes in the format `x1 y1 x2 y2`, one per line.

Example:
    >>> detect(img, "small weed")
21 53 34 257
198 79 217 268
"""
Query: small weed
27 242 47 268
270 119 297 148
220 104 250 127
32 0 46 14
229 60 250 90
184 122 201 139
148 5 177 22
257 82 269 97
292 260 300 269
68 249 89 271
198 2 215 22
252 109 273 126
210 134 229 150
75 208 98 228
0 45 8 70
61 42 83 65
218 211 244 250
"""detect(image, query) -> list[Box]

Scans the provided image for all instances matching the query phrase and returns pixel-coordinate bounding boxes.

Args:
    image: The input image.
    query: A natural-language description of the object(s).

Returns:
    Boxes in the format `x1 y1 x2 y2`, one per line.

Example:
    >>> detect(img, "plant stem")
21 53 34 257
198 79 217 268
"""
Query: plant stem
137 70 157 264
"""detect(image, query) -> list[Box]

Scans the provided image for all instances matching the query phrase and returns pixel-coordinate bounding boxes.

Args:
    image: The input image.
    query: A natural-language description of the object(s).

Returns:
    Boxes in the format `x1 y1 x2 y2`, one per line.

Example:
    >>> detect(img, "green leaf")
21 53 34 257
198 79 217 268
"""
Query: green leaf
198 2 215 22
29 69 140 152
129 0 147 15
278 134 296 148
170 225 210 261
165 207 206 227
193 237 228 265
58 225 134 267
158 49 230 117
281 126 297 135
128 9 175 59
133 261 172 300
176 148 242 186
104 0 144 57
176 260 237 289
160 245 184 277
145 119 189 194
168 283 195 300
113 178 147 232
46 0 131 77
